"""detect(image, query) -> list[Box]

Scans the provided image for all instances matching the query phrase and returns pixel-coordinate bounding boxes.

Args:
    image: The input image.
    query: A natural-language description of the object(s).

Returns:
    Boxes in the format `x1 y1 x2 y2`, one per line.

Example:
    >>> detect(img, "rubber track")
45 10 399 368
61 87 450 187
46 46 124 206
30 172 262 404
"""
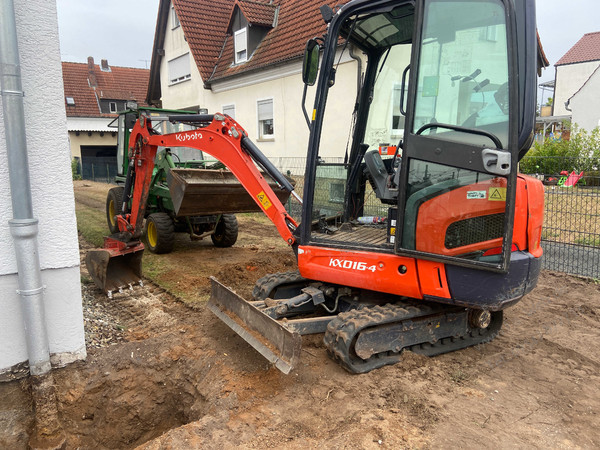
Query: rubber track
324 302 503 374
252 271 307 301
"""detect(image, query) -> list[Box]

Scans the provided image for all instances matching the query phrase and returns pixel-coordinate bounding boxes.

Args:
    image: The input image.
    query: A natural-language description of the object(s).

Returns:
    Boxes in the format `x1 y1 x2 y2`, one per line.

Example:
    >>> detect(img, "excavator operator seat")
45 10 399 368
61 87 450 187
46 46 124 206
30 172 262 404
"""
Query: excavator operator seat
364 149 399 203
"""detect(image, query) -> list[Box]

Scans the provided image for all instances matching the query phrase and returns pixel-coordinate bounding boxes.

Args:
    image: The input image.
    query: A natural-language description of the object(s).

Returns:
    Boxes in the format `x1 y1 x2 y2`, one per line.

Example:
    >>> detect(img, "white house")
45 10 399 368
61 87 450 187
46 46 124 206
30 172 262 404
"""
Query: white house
553 31 600 118
147 0 362 160
0 1 85 379
569 65 600 132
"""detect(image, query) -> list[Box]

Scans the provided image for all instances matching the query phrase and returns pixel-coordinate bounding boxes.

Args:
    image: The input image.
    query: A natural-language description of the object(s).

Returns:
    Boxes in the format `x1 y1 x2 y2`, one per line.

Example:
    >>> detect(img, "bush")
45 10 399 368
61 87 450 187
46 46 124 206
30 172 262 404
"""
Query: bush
71 158 82 180
520 126 600 177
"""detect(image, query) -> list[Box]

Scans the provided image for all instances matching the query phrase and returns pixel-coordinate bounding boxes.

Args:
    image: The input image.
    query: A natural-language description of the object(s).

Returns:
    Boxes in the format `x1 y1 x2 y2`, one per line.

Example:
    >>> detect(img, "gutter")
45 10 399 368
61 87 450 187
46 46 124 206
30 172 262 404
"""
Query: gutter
0 0 51 376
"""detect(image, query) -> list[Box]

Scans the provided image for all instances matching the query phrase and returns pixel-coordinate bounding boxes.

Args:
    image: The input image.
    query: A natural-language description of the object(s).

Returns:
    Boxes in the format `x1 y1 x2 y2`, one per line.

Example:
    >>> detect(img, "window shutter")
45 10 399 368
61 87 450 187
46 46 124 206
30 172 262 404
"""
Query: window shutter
168 53 190 83
257 99 273 121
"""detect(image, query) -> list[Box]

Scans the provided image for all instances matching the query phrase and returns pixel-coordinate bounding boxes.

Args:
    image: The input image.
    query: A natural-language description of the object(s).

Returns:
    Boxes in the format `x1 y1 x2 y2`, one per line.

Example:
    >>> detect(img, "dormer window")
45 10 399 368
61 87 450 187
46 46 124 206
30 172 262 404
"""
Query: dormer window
234 28 248 64
171 5 180 29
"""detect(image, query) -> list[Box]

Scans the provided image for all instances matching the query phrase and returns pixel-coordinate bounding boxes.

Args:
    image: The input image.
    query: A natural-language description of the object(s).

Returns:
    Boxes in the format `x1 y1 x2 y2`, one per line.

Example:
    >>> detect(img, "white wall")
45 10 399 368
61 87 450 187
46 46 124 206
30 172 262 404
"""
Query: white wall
0 1 85 379
570 68 600 132
554 61 600 116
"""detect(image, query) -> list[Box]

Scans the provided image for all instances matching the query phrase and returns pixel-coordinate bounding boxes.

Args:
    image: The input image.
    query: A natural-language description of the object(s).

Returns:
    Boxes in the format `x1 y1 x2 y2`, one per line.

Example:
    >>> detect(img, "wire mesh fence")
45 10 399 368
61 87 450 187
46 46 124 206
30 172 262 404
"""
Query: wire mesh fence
80 155 600 280
520 155 600 279
80 158 118 184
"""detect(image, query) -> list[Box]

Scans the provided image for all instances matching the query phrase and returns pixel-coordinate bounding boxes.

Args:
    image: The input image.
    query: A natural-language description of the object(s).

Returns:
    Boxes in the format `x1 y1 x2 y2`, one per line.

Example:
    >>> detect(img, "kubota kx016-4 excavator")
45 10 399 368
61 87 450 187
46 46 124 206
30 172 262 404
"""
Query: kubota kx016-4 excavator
86 0 544 373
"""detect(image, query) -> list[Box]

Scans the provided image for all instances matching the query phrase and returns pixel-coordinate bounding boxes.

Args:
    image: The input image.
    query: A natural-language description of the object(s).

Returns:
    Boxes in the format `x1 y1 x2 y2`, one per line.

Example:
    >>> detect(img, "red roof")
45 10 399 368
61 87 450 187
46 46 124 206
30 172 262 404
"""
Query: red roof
162 0 344 87
235 0 278 28
62 59 149 117
556 31 600 66
211 0 343 82
172 0 233 82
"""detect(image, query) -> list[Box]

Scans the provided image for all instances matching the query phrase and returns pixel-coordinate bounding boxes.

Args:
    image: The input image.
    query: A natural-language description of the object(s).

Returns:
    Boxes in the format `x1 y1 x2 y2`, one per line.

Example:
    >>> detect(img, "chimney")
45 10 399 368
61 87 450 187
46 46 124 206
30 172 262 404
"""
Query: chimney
87 56 97 88
101 59 110 72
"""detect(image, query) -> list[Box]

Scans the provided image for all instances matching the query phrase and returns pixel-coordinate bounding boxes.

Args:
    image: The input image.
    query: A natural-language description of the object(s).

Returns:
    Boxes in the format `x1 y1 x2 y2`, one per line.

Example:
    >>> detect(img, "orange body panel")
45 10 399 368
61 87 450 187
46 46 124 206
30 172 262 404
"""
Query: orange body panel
522 174 545 258
416 260 451 299
297 246 424 299
415 177 529 256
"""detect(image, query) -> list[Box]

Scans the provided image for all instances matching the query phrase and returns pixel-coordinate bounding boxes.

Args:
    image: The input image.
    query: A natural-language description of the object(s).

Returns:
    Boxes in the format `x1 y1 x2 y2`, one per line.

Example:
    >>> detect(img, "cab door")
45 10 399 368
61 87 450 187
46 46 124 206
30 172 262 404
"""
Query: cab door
396 0 518 272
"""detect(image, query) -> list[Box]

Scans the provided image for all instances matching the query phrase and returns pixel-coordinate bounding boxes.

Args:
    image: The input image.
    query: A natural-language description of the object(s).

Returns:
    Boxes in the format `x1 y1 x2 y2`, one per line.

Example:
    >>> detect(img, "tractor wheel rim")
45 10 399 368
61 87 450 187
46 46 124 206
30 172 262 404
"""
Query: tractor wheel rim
109 200 116 226
148 221 157 247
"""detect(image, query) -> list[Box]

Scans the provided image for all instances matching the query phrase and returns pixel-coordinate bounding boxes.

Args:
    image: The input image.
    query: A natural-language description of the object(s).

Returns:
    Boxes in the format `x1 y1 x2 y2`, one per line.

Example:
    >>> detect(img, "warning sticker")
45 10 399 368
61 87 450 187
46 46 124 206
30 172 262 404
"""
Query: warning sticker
467 191 486 200
488 187 507 202
257 191 272 210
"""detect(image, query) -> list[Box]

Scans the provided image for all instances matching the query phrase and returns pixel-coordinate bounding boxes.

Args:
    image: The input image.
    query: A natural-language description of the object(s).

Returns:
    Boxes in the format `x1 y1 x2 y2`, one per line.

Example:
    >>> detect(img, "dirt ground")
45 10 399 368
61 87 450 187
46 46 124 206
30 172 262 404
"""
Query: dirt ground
1 181 599 449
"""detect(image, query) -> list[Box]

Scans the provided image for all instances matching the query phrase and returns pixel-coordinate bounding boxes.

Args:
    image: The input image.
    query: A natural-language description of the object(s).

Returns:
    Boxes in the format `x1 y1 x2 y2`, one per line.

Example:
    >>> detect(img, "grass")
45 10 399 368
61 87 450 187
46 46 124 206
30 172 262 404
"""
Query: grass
574 236 600 247
75 203 107 247
75 197 202 305
542 187 600 246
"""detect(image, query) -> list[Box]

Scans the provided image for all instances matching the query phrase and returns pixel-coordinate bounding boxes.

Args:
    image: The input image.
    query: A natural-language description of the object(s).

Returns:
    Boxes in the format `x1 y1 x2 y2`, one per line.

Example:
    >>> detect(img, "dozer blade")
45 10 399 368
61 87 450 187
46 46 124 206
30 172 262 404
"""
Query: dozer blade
85 238 144 295
207 277 302 374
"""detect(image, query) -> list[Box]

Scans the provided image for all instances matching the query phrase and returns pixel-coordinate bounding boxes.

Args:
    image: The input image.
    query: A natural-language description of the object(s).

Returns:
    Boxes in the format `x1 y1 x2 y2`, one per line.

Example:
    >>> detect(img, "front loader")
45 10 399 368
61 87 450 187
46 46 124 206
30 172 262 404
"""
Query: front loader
87 0 545 374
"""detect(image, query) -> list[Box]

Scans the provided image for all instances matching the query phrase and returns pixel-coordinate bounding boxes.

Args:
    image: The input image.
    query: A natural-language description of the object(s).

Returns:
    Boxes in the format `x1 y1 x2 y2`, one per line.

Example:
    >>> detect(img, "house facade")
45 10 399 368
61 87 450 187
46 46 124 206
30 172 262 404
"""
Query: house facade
553 31 600 119
147 0 363 161
569 65 600 131
63 58 149 180
0 1 85 379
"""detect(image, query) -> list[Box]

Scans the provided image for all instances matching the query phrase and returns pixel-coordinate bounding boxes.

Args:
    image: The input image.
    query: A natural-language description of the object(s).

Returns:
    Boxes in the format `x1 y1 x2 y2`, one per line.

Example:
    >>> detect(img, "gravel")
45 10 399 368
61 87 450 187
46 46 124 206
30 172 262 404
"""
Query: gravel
81 284 126 349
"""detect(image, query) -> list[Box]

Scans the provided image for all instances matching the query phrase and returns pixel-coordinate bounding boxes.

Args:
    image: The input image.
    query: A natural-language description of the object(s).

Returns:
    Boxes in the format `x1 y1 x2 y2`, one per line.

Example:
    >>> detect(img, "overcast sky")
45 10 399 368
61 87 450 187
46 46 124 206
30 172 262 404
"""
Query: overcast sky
56 0 598 100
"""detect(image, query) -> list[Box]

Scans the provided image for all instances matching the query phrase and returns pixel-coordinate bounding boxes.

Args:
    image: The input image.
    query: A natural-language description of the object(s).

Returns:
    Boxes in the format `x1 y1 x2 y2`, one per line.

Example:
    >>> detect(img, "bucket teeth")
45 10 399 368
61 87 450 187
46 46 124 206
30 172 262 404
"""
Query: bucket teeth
85 243 144 295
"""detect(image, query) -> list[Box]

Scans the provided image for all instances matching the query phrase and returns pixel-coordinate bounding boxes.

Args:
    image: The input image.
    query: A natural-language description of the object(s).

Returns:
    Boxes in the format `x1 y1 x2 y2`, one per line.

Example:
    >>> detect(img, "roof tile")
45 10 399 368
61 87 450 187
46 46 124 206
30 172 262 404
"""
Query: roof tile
556 31 600 66
62 61 149 117
172 0 345 84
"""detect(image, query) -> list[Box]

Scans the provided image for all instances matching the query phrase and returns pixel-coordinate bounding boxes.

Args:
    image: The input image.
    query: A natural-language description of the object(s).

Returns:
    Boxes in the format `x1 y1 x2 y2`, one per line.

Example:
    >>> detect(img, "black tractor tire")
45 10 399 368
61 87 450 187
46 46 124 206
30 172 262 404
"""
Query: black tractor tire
144 213 175 254
106 186 124 234
211 214 238 247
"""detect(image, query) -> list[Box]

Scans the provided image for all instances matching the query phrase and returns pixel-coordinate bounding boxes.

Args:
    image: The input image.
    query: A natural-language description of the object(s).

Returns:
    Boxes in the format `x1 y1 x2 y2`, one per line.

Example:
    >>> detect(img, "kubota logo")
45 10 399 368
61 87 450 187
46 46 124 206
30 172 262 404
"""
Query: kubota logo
175 131 203 142
329 258 377 272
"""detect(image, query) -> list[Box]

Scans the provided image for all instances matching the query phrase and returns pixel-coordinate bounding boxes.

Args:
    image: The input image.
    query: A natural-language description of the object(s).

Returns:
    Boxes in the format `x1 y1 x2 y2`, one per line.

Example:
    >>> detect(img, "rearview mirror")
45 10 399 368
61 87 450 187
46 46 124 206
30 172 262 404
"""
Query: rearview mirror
302 39 320 86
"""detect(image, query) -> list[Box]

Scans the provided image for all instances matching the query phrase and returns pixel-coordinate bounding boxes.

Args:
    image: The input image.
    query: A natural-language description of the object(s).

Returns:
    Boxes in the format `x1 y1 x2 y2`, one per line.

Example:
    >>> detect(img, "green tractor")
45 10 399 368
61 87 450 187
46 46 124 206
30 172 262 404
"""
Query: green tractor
106 106 241 254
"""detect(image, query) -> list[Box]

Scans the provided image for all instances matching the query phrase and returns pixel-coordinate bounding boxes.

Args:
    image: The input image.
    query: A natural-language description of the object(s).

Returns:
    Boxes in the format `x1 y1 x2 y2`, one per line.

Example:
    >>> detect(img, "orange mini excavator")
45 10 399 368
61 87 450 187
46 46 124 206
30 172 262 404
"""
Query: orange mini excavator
87 0 545 373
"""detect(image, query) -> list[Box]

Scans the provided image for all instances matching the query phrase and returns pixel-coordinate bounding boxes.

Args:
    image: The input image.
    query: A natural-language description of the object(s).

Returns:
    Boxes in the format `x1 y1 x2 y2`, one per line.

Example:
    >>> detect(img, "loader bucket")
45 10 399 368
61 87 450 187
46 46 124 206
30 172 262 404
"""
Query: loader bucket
167 169 295 216
85 240 144 295
208 277 302 374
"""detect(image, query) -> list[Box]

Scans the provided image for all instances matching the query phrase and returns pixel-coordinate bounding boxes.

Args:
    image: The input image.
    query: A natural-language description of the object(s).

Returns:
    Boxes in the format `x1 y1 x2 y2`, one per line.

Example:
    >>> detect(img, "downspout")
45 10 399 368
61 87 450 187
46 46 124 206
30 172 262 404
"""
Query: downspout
0 0 51 376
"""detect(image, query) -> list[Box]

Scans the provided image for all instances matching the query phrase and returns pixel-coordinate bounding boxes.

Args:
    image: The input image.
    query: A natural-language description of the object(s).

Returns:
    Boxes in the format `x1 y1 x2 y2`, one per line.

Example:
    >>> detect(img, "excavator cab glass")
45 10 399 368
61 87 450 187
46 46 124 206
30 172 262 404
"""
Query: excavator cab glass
305 0 523 272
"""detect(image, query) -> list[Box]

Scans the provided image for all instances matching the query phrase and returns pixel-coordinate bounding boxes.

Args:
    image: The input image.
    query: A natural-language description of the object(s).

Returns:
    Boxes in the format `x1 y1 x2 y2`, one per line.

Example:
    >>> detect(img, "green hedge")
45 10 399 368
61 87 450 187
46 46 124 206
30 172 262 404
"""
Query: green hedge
520 126 600 177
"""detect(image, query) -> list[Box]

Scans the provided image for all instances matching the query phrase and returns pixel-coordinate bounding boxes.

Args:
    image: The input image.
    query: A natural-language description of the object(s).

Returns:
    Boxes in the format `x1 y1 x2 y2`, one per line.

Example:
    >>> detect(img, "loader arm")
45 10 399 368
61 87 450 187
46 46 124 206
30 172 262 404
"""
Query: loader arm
121 113 299 246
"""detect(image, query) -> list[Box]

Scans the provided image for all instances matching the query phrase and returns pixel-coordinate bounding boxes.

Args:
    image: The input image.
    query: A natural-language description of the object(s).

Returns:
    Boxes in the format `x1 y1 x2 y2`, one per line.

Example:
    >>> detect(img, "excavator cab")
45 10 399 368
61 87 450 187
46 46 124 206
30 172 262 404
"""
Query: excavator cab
298 0 541 301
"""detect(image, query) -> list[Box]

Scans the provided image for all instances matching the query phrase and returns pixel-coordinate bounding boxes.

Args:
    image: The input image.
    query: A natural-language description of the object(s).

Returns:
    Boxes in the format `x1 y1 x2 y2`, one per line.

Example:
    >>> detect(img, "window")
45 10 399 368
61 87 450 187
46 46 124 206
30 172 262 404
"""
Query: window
234 28 248 64
257 99 274 139
168 53 191 85
109 102 117 113
171 6 180 29
65 96 75 106
391 84 406 136
222 104 235 119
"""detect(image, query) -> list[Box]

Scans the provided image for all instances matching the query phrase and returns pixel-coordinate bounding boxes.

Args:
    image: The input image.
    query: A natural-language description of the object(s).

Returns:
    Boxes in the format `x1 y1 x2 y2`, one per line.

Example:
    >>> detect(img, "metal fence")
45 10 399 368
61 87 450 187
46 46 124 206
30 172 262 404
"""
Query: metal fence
520 156 600 279
81 155 600 280
80 158 118 184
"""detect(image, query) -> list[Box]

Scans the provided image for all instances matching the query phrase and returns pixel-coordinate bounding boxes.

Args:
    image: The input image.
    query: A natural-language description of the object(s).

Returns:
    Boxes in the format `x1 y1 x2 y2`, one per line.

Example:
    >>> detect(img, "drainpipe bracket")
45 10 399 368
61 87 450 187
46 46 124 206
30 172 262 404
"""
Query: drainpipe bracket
0 89 25 97
16 285 46 297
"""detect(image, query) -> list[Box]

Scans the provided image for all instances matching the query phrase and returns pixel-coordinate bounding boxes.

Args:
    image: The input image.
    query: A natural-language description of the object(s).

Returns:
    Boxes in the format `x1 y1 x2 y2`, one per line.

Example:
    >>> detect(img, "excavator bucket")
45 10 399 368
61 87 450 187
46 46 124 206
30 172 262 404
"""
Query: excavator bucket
85 238 144 295
207 277 302 374
167 169 295 216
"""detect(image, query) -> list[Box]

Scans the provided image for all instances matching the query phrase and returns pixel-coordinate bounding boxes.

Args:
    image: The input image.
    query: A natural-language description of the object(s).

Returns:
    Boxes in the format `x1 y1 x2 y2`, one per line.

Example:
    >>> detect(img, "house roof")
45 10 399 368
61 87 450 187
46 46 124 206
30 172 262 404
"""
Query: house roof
556 31 600 66
62 59 149 118
211 0 342 82
147 0 342 104
233 0 278 28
